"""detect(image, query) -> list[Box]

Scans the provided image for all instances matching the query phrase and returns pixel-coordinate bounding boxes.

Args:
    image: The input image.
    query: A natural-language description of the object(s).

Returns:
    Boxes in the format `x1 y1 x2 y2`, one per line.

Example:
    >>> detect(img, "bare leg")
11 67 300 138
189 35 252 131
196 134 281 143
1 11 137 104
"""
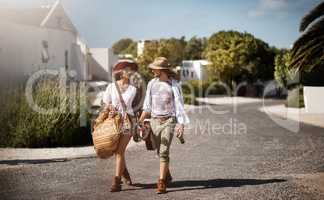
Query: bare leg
115 133 132 177
160 161 169 180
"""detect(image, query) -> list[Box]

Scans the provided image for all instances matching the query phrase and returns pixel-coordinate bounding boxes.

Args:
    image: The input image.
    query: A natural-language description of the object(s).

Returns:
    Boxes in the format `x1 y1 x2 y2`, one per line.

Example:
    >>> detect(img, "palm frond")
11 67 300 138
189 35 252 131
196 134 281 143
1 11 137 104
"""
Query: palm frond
293 17 324 52
291 34 324 58
300 1 324 32
290 42 324 72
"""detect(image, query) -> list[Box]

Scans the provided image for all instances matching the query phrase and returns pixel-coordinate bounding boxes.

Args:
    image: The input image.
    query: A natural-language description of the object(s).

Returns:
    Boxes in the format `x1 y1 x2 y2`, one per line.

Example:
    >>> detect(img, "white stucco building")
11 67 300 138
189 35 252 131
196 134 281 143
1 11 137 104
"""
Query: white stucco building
0 1 90 84
181 60 209 81
89 48 118 81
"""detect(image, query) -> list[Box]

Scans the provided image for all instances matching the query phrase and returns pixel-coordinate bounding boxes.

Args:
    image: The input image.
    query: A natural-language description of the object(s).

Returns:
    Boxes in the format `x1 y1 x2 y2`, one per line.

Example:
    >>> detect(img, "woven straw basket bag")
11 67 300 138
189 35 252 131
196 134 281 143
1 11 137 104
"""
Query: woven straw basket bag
92 111 122 159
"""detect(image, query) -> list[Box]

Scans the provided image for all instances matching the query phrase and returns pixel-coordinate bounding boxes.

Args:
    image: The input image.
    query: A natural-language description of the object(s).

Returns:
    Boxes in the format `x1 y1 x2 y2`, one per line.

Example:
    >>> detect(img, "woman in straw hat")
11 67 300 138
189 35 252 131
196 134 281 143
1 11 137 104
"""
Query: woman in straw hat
102 59 138 192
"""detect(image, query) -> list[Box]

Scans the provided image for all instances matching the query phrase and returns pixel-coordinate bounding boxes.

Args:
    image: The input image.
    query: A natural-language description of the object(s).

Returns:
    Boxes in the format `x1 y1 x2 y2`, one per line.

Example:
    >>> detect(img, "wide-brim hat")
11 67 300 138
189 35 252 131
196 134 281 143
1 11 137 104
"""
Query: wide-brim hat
148 57 172 70
113 59 138 73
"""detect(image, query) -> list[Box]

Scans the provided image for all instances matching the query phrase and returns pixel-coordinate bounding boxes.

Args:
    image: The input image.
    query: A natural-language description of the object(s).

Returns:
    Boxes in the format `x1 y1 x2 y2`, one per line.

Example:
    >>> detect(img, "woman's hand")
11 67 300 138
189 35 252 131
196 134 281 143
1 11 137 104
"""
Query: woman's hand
106 105 117 118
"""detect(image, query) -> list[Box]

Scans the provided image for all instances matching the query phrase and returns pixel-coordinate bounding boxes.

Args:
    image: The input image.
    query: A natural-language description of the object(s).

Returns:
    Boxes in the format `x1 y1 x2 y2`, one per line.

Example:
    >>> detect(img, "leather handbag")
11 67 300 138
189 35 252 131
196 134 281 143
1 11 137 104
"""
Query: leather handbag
140 119 157 151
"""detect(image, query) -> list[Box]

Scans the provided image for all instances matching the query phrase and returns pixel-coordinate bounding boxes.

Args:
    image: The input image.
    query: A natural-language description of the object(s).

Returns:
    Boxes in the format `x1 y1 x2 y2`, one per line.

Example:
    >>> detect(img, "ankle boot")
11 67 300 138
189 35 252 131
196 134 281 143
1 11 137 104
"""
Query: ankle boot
156 179 167 194
110 176 121 192
122 168 132 185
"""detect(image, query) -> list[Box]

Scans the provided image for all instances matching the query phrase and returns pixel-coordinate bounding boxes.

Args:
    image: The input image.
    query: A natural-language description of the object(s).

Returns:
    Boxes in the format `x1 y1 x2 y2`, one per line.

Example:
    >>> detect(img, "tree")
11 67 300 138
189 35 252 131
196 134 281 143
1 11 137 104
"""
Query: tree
184 36 206 60
274 50 294 88
137 37 186 82
205 31 275 87
112 38 137 57
290 1 324 73
137 41 159 82
158 37 186 66
123 41 137 57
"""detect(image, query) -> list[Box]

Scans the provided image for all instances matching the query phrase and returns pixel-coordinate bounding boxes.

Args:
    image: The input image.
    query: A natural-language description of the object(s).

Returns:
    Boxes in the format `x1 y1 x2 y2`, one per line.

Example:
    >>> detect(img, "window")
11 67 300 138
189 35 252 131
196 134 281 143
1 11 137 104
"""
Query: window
183 62 191 68
65 50 69 70
41 40 49 63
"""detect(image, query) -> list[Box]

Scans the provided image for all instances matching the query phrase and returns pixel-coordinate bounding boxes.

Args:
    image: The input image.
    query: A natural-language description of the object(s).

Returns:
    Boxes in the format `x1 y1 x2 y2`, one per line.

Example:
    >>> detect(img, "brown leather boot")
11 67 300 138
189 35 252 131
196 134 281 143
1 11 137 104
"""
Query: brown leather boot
122 168 132 185
110 176 121 192
156 179 167 194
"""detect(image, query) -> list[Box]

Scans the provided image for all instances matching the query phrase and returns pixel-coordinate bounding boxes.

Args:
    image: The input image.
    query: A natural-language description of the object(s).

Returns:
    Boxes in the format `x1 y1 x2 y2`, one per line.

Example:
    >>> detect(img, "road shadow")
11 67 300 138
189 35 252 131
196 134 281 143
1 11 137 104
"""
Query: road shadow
131 178 286 192
0 158 69 165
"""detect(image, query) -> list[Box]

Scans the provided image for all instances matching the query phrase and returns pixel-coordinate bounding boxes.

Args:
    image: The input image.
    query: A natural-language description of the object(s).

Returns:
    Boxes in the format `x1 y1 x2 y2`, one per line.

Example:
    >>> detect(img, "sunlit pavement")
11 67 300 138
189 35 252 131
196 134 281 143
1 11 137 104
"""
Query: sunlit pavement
1 98 324 199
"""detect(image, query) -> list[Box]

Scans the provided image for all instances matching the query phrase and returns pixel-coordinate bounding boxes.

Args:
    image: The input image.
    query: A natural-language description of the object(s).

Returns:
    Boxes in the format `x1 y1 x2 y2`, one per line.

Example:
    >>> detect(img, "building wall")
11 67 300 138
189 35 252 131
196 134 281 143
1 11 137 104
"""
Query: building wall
181 60 208 81
89 48 118 81
137 40 145 57
0 20 87 85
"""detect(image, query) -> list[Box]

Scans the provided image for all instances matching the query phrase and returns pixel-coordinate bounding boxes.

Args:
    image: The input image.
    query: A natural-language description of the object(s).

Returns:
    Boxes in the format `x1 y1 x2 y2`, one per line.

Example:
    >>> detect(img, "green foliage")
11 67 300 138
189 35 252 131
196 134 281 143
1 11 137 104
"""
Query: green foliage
184 36 207 60
286 85 304 108
112 38 137 57
290 1 324 73
183 94 199 105
274 50 295 88
0 78 91 148
137 37 186 82
205 31 275 85
158 37 187 66
181 80 227 98
137 41 159 82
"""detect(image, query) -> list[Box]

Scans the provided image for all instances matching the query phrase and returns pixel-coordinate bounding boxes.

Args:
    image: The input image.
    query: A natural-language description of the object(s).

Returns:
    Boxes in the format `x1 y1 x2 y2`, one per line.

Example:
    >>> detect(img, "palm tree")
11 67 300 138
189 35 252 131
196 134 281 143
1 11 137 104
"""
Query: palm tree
290 1 324 72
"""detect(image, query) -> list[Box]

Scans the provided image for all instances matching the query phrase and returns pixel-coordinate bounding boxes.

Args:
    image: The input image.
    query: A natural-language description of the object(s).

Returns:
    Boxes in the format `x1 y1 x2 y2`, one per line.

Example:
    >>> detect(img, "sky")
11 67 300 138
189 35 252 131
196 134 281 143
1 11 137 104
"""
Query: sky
0 0 321 48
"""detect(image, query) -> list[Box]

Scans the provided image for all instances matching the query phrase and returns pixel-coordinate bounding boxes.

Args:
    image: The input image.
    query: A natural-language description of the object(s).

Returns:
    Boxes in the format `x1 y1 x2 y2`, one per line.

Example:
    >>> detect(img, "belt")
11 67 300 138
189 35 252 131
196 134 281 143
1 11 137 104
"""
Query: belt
153 116 172 123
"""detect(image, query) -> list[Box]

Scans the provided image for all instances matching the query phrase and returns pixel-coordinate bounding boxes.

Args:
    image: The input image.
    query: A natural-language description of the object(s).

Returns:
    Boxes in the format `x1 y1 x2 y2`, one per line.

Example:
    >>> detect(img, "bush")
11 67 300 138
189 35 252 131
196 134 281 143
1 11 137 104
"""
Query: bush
0 77 91 148
181 80 227 97
286 86 304 108
183 94 199 105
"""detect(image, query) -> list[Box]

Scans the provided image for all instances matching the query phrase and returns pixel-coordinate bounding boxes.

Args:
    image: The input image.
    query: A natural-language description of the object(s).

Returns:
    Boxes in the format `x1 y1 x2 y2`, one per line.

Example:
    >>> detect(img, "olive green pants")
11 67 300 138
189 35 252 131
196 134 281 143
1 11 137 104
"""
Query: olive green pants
150 117 176 163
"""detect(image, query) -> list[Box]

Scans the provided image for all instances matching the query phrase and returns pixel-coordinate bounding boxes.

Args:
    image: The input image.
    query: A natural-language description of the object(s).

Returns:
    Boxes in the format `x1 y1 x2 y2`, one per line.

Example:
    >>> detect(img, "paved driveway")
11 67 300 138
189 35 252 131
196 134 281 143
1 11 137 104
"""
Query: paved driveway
1 99 324 199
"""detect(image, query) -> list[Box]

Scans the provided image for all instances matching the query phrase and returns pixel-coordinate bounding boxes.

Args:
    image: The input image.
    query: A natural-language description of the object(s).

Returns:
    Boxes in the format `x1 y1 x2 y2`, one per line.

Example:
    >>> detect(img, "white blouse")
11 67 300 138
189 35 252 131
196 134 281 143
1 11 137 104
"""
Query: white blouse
103 83 137 116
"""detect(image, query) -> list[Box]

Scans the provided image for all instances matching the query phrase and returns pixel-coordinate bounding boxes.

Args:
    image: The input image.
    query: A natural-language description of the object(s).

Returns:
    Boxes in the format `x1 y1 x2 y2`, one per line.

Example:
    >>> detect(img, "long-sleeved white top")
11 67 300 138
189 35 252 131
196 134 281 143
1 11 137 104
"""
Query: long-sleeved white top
143 78 190 125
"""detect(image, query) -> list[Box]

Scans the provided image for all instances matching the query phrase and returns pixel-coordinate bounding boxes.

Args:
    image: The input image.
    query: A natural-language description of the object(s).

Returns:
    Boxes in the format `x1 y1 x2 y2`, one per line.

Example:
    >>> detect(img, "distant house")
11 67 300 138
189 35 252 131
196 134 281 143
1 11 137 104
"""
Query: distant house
0 1 89 84
181 60 209 81
137 40 148 57
137 39 157 57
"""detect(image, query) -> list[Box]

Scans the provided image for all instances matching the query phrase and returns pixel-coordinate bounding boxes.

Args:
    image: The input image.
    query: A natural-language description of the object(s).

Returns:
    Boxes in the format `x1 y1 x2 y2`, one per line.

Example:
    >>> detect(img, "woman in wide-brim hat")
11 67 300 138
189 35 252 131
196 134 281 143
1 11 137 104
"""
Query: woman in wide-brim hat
102 59 138 192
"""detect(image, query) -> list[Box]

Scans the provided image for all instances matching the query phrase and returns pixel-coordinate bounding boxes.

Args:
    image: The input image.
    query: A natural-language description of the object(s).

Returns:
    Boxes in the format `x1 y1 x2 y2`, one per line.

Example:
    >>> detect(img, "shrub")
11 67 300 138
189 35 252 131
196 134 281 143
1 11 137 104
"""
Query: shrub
183 94 199 105
0 77 91 148
286 86 304 108
181 80 227 97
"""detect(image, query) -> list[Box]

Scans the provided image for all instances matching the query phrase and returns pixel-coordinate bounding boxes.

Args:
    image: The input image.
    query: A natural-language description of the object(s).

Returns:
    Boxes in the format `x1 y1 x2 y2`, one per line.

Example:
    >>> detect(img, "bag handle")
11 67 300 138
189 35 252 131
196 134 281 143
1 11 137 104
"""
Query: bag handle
114 82 127 116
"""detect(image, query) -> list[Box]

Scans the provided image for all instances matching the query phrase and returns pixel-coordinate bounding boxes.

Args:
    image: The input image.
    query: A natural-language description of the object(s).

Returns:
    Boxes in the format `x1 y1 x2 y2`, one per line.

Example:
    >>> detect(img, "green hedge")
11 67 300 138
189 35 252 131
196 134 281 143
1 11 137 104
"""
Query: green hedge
286 86 304 108
0 78 91 148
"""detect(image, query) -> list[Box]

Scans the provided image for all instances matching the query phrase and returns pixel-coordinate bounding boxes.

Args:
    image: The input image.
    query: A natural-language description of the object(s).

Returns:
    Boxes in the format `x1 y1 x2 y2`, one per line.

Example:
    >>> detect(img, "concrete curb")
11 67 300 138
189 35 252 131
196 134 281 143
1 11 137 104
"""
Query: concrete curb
260 104 324 128
0 140 143 162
